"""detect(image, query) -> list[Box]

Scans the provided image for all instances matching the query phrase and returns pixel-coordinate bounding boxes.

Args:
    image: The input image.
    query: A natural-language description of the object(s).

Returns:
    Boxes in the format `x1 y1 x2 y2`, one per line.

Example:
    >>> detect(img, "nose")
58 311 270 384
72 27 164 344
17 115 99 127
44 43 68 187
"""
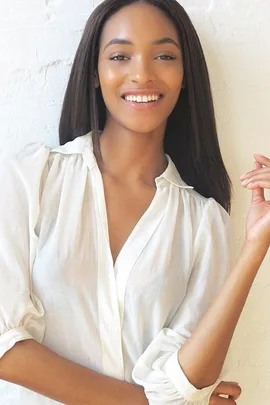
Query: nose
129 57 157 84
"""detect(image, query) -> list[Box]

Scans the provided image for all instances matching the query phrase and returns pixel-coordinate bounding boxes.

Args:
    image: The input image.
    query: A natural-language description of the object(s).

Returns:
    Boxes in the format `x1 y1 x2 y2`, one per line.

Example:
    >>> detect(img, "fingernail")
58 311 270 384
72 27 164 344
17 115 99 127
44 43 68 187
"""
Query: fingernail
247 182 254 188
241 179 249 185
239 174 246 180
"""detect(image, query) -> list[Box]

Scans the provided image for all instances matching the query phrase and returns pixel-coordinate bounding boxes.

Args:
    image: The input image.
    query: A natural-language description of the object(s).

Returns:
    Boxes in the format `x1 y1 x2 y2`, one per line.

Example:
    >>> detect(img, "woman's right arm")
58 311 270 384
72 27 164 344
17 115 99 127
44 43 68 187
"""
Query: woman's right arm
0 339 148 405
0 144 148 405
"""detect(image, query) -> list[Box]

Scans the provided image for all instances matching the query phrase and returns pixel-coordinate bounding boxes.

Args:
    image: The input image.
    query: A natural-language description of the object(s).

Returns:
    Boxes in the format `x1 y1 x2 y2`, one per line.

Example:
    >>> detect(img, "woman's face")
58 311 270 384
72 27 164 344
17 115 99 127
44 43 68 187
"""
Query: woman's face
97 2 184 134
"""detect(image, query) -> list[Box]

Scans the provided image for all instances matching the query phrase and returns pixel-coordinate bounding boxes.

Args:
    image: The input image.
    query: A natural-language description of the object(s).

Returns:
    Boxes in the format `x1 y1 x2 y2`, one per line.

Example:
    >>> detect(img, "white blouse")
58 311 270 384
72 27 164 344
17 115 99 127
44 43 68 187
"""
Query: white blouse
0 131 233 405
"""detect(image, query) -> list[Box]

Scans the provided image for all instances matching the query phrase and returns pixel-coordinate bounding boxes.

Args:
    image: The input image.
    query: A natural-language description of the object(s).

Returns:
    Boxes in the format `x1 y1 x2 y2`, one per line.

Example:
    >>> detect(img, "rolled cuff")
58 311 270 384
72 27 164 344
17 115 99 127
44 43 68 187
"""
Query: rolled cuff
163 350 226 403
0 326 34 358
132 329 229 405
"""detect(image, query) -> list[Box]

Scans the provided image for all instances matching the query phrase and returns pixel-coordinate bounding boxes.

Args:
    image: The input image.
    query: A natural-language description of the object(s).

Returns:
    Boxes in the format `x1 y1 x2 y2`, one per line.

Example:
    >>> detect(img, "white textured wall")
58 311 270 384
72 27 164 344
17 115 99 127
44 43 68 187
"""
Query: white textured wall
0 1 270 403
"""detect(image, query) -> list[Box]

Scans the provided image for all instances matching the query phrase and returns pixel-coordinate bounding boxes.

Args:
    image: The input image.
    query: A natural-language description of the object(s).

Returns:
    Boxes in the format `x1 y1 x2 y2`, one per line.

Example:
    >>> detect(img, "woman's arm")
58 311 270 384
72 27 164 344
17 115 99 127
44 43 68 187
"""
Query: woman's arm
0 338 148 405
0 145 147 405
178 155 270 389
178 239 268 389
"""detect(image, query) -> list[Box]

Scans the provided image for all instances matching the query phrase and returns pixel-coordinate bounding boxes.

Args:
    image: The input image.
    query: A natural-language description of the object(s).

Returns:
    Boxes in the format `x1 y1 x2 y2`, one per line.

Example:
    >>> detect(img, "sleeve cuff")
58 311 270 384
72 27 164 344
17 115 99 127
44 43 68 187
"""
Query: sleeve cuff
0 326 34 358
163 350 228 403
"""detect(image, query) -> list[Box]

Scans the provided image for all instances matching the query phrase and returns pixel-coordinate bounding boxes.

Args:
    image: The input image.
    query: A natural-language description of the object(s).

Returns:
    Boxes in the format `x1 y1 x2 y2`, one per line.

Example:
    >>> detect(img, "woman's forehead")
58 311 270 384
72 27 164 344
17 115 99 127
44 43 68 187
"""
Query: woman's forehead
99 3 179 46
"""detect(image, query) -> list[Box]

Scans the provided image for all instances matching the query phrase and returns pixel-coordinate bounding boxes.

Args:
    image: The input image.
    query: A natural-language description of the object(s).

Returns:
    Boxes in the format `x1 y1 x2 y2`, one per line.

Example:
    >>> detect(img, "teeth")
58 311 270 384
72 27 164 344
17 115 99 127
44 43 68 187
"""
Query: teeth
124 94 161 103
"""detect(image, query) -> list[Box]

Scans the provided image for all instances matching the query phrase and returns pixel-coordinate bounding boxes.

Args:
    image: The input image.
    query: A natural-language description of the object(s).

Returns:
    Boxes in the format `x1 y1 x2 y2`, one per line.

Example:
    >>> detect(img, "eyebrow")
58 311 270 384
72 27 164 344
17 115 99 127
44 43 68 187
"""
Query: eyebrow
103 37 180 52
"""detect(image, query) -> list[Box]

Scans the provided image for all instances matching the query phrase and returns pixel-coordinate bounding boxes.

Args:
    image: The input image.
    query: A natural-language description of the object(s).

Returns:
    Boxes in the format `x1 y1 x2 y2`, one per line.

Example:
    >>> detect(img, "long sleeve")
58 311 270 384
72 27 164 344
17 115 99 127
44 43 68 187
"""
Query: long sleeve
0 143 50 359
132 198 234 405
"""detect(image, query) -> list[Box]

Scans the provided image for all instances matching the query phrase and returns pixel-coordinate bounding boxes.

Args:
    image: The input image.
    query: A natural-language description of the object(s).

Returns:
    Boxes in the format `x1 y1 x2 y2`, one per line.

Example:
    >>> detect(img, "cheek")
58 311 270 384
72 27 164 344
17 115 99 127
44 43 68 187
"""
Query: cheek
98 64 123 94
160 65 183 91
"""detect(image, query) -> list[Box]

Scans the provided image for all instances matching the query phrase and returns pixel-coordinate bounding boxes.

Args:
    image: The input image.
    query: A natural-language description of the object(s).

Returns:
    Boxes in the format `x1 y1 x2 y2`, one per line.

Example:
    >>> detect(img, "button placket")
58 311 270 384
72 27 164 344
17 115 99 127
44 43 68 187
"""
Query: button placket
93 166 124 379
114 186 169 328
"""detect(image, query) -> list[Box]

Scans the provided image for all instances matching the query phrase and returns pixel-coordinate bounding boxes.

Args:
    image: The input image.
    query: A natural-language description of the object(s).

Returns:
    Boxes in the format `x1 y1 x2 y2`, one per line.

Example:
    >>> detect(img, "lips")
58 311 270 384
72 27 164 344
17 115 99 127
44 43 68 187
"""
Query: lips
120 93 164 110
121 90 164 98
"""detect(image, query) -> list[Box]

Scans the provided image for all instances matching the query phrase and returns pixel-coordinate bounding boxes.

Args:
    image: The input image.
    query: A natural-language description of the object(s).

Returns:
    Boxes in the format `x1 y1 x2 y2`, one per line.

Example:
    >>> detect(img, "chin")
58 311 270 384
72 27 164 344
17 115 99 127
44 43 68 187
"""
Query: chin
122 121 165 134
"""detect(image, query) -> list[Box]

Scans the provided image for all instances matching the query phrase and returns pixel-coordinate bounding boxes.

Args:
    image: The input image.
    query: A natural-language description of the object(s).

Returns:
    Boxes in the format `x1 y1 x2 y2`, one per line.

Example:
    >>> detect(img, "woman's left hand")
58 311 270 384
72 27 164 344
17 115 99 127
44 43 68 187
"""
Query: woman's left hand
240 153 270 247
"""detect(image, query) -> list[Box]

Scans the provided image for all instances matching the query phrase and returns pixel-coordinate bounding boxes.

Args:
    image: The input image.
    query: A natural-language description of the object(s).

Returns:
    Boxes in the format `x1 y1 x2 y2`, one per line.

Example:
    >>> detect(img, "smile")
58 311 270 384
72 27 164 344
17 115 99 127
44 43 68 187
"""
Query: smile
121 94 164 110
123 94 162 103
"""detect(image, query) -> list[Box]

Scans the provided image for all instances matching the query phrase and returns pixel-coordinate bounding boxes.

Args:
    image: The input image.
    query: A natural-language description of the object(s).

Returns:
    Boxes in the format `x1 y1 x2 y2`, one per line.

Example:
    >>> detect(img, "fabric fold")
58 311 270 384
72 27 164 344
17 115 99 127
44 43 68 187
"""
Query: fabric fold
0 143 50 359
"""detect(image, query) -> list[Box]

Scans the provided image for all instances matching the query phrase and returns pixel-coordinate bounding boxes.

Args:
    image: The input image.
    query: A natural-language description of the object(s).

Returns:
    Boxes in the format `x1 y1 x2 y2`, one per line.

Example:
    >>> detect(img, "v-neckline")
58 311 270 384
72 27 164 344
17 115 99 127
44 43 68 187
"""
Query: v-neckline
109 188 159 269
96 166 160 269
83 131 172 272
94 163 169 329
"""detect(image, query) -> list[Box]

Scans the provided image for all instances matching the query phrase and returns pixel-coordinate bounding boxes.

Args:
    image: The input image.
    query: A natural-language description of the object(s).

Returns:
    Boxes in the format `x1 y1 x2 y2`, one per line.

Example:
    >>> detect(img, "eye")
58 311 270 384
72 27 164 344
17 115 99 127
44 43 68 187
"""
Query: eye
109 54 129 61
156 54 176 60
108 54 176 62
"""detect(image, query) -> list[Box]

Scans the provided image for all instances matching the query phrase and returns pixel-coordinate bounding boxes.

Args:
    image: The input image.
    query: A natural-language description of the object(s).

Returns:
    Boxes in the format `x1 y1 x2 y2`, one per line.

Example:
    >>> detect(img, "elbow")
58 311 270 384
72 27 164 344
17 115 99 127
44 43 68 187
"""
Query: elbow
177 351 221 390
180 367 218 390
191 375 219 390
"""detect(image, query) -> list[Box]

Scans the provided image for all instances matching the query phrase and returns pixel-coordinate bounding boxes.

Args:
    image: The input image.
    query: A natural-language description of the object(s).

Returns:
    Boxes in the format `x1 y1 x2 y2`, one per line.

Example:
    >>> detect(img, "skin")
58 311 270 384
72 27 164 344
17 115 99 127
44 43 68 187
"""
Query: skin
96 2 183 184
0 3 269 405
95 3 185 266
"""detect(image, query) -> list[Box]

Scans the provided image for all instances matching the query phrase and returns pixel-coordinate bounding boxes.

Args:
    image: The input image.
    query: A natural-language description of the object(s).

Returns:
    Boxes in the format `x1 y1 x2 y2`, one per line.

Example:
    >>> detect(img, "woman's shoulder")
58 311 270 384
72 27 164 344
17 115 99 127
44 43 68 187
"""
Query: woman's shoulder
0 133 91 169
180 185 231 227
0 133 92 191
166 154 230 221
0 141 51 177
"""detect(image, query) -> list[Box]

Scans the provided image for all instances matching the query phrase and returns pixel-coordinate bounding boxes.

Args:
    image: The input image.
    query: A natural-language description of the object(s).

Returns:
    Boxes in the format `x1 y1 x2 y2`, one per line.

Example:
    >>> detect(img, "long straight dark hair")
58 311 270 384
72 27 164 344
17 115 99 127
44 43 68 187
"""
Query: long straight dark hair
59 0 233 213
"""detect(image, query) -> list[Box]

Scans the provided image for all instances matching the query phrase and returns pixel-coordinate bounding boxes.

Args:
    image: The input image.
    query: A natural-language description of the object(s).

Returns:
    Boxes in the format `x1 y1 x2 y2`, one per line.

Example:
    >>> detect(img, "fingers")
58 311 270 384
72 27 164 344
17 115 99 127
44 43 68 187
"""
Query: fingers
210 398 236 405
253 153 270 167
240 153 270 183
249 161 265 204
209 396 236 405
241 173 270 189
240 160 269 202
240 168 270 183
212 381 242 400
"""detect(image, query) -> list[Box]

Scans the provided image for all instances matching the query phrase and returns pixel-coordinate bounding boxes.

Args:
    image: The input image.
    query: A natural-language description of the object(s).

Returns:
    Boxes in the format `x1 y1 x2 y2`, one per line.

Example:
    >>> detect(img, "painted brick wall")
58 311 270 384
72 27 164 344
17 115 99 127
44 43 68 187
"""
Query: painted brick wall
0 1 270 403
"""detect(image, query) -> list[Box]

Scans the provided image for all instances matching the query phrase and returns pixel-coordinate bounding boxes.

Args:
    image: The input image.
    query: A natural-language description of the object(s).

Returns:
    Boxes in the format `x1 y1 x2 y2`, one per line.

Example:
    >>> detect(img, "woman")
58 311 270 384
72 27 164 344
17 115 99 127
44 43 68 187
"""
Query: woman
0 0 269 404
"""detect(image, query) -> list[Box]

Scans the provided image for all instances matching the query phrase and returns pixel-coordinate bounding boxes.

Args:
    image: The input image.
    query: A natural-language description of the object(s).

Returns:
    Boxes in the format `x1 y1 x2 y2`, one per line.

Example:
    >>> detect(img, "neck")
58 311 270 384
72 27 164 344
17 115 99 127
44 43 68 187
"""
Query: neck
97 123 168 187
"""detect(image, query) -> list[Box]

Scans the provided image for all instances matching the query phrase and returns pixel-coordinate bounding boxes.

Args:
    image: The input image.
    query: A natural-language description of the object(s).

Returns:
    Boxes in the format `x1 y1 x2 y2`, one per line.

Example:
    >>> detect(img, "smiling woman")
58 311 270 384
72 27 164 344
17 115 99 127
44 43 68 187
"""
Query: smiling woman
59 0 231 212
0 1 269 405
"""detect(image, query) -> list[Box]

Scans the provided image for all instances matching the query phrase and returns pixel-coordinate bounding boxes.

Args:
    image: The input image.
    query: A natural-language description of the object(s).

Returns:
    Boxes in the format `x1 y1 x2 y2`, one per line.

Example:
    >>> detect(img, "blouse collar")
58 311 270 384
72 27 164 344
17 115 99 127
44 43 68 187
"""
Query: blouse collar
51 131 193 190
